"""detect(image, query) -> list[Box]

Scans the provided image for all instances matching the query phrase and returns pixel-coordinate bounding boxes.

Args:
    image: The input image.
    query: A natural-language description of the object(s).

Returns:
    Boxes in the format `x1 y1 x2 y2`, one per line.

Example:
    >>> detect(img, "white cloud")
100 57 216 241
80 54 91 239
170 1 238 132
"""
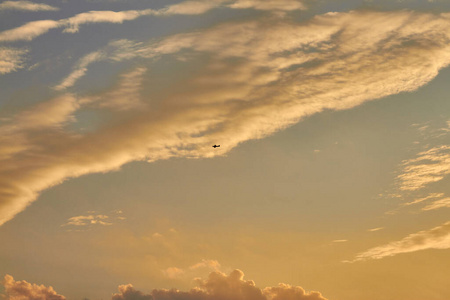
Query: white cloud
0 47 28 74
0 0 59 12
349 221 450 261
2 10 450 226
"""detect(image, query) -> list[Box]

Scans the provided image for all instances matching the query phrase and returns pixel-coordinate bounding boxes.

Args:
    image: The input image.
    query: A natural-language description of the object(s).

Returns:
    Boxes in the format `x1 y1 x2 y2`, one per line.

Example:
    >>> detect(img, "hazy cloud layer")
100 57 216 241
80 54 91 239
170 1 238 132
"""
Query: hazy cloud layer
2 10 450 226
350 221 450 261
0 47 28 74
2 275 66 300
0 0 59 12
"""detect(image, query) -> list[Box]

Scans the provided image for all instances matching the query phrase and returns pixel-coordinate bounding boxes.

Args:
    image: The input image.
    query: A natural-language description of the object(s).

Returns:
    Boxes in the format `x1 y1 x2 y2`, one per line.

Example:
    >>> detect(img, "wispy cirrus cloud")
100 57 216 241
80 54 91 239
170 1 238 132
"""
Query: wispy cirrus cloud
348 221 450 262
0 0 308 42
0 47 28 74
2 10 450 226
0 0 59 12
397 145 450 192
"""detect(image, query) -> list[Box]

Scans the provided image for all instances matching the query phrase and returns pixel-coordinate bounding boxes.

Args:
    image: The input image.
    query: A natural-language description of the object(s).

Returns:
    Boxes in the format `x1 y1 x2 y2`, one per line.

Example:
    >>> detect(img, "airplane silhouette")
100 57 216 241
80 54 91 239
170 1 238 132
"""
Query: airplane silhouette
212 145 220 148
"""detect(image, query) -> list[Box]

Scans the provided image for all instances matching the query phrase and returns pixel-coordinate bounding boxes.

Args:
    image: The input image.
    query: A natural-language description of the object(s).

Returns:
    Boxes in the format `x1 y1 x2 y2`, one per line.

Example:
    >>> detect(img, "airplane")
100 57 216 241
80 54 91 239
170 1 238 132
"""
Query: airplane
212 145 220 148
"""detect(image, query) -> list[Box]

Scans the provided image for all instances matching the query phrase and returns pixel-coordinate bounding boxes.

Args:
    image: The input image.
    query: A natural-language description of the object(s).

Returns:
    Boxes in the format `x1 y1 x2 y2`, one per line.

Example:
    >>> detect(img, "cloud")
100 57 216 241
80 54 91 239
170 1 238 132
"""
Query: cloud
115 270 328 300
349 221 450 262
3 10 450 226
367 227 384 232
331 239 347 243
0 47 28 74
397 146 450 191
422 196 450 211
0 0 59 12
0 19 60 42
227 0 306 11
163 259 221 279
2 274 66 300
61 210 125 228
0 0 308 42
54 51 106 91
2 270 327 300
63 214 112 226
403 193 444 206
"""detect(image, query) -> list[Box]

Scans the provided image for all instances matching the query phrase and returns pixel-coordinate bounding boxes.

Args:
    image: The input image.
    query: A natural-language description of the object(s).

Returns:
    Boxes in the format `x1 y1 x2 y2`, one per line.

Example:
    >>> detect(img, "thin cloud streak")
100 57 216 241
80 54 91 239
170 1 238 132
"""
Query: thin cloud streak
0 0 59 12
2 10 450 225
0 0 307 43
349 221 450 262
398 146 450 191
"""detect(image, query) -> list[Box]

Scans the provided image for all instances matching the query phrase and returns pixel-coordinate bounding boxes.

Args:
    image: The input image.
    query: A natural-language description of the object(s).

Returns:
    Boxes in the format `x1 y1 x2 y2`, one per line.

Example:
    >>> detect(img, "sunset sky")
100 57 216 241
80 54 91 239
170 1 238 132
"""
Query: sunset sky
1 0 450 299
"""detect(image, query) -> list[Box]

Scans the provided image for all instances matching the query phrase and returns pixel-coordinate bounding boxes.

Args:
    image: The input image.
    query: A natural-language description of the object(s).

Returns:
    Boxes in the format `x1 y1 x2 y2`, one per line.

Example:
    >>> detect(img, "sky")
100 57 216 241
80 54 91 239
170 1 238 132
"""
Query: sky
1 0 450 299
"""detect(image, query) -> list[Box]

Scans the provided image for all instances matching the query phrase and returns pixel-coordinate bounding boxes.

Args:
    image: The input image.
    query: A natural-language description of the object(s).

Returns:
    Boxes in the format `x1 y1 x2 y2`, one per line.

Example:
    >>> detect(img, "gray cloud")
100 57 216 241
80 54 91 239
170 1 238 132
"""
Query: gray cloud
2 10 450 226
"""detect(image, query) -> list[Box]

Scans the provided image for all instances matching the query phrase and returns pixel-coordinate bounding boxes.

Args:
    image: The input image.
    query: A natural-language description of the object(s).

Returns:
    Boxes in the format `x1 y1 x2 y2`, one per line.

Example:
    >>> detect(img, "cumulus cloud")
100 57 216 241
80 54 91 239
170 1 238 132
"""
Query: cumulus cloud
397 146 450 191
2 275 66 300
2 10 450 225
115 270 328 300
0 0 59 12
349 221 450 262
2 270 327 300
0 47 28 74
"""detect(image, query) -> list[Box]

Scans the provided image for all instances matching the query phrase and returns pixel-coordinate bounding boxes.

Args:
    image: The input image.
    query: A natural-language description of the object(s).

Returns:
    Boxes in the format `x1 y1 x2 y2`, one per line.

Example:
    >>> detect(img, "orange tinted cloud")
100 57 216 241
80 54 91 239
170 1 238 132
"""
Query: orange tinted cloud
349 221 450 262
114 270 328 300
2 275 66 300
2 270 327 300
3 10 450 226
